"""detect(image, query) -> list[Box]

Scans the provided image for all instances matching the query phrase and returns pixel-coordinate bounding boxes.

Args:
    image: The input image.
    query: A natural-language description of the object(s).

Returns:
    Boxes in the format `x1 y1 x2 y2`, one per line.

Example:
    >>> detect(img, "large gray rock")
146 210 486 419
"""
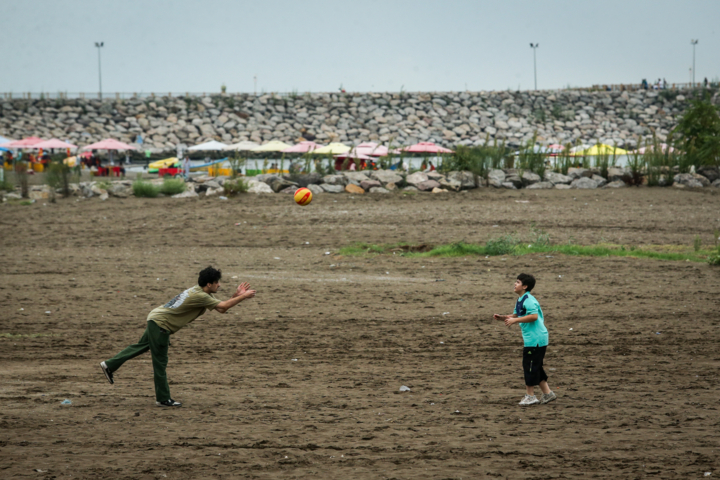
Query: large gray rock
521 171 541 186
254 174 281 184
607 167 631 183
501 182 517 189
247 181 273 193
268 177 298 193
526 181 554 189
320 183 345 193
602 180 627 188
504 174 523 189
108 183 132 198
416 179 441 191
368 187 390 194
673 173 704 188
342 171 370 183
306 184 324 195
369 169 404 185
555 184 572 189
697 166 719 183
172 187 199 198
438 177 461 191
322 174 347 186
360 179 382 191
488 169 505 188
567 167 592 179
405 172 429 186
712 179 720 188
591 174 607 188
544 171 573 185
285 173 323 187
571 177 598 189
693 173 711 187
446 171 477 189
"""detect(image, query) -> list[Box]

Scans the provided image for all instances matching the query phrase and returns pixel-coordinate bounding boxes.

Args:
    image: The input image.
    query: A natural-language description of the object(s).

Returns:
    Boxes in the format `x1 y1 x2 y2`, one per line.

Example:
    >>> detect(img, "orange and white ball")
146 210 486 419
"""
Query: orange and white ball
294 187 313 206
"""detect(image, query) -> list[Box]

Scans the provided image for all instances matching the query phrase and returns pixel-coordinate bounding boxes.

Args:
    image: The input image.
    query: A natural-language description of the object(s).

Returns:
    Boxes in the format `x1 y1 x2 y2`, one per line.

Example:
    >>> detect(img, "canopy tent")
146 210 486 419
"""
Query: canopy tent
223 141 260 152
400 142 454 154
351 142 389 157
312 142 351 155
334 151 374 171
188 140 228 151
32 139 78 150
569 144 592 154
251 140 292 152
0 135 15 145
282 141 322 153
2 136 44 148
572 144 628 156
82 138 138 150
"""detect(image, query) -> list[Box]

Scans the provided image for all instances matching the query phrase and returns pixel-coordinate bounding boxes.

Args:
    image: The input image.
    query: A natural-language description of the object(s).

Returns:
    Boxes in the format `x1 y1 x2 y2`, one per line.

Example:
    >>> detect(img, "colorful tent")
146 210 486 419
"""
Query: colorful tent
312 142 351 155
252 140 292 152
400 142 454 154
224 141 260 151
2 136 44 148
32 139 78 149
82 138 137 150
282 141 322 153
573 144 628 156
188 140 228 151
351 142 389 157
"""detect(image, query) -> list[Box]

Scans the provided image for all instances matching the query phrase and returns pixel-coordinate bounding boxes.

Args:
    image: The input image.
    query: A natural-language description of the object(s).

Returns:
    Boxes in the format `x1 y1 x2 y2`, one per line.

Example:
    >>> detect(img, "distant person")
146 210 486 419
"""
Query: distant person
663 78 668 89
183 155 190 179
493 273 556 406
100 267 256 407
704 77 709 88
641 79 648 90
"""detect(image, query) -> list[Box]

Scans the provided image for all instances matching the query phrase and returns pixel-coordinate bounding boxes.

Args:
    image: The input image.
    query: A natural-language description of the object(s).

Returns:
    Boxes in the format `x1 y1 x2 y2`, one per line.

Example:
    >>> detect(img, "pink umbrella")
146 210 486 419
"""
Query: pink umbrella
2 136 44 148
636 143 674 154
352 142 389 157
82 138 137 150
400 142 454 154
334 151 374 161
282 141 323 153
32 139 78 149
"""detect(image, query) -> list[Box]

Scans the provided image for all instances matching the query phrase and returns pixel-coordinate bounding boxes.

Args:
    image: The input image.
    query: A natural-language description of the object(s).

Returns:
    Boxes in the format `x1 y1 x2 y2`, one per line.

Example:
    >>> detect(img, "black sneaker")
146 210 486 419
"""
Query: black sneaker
156 399 182 407
100 361 114 385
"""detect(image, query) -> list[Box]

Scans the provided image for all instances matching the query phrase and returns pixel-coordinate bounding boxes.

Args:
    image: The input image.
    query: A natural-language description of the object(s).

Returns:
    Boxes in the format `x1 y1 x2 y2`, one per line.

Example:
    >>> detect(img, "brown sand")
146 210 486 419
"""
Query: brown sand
1 187 719 479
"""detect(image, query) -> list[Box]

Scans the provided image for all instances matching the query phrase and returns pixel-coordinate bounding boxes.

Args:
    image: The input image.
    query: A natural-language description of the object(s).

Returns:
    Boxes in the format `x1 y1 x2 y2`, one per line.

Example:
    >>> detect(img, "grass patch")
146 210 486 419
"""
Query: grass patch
338 241 712 263
224 177 248 195
132 179 160 198
159 178 187 195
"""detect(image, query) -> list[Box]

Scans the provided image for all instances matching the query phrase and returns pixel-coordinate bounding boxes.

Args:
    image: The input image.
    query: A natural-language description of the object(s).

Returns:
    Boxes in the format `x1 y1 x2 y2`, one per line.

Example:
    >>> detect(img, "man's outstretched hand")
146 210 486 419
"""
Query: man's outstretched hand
236 282 256 299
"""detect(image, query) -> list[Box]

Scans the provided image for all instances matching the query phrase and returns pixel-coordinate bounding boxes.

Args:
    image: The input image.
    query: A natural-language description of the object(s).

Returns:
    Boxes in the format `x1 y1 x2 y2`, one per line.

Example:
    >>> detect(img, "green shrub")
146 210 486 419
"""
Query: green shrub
693 235 702 252
485 235 517 256
159 178 187 195
132 180 159 198
223 178 248 195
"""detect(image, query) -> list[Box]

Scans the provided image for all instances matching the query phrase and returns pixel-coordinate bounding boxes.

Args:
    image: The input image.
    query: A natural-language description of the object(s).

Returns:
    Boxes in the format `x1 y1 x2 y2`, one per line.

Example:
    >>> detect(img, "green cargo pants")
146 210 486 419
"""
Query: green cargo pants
105 320 171 402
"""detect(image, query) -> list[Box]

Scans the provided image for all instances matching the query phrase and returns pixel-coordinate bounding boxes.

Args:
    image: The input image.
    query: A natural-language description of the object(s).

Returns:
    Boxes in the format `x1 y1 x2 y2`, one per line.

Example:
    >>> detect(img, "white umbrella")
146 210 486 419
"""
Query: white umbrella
223 141 259 151
188 140 228 151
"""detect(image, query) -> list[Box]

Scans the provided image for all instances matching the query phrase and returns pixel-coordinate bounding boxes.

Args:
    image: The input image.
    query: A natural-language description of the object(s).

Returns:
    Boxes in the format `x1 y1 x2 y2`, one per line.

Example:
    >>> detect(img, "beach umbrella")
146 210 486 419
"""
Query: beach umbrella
2 136 44 148
223 141 259 152
334 151 374 161
635 143 674 154
400 142 454 154
32 139 78 150
82 138 138 150
282 141 323 153
0 135 15 145
312 142 351 155
351 142 389 157
188 140 228 151
251 140 292 152
573 144 628 156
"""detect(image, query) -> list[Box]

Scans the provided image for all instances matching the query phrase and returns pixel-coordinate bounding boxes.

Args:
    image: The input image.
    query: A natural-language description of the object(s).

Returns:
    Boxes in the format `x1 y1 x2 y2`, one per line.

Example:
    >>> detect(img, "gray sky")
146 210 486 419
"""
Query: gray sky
1 0 718 94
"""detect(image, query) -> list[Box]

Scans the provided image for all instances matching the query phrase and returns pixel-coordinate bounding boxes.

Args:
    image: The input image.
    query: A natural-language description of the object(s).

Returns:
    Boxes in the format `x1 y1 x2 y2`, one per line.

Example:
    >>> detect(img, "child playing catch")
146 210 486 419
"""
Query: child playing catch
493 273 556 406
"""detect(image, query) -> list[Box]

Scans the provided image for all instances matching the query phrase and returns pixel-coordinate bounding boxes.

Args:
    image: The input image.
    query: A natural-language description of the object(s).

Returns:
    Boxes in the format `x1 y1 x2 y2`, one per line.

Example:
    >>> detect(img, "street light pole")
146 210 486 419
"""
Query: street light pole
530 43 539 90
691 39 698 87
95 42 104 99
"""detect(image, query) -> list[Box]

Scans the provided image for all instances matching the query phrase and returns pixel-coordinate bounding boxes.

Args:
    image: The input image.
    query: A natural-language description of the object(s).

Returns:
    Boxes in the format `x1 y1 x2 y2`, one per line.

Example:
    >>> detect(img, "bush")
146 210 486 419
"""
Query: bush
132 180 159 198
224 177 249 195
159 178 187 195
485 235 517 256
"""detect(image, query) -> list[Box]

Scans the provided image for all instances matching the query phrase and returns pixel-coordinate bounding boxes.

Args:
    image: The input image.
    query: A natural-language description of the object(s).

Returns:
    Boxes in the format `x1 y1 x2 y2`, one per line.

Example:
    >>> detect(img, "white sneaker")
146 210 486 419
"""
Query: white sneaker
518 394 540 406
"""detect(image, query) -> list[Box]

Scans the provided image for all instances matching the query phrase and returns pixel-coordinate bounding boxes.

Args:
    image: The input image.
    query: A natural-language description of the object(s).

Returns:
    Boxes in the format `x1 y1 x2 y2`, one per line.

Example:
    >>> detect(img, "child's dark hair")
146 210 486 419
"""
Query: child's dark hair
198 266 222 287
517 273 536 292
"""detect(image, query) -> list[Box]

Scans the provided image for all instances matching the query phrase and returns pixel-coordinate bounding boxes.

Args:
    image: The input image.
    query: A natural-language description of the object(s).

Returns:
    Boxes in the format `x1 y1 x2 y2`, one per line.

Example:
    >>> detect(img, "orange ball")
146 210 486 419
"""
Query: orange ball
294 187 313 206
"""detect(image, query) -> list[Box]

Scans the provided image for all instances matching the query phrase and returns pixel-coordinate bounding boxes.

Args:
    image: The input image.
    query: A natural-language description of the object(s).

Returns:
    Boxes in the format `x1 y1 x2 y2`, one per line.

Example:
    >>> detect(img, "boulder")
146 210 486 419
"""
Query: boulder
99 192 109 201
320 183 345 193
521 171 541 186
416 180 441 191
307 184 324 195
370 170 404 185
405 172 429 186
607 167 632 183
385 182 398 191
446 171 477 189
544 171 573 185
567 167 592 179
554 184 572 189
526 181 554 189
342 171 370 183
5 192 22 200
591 174 607 188
673 173 704 188
268 177 298 193
204 180 221 190
172 188 199 198
501 182 517 189
247 181 273 193
205 187 224 197
693 173 711 187
322 174 347 186
431 187 448 193
368 187 390 194
254 174 281 184
279 186 297 194
488 169 505 187
29 190 50 200
571 177 598 189
697 166 719 183
712 179 720 188
345 184 365 194
360 179 382 191
602 180 627 188
108 183 132 198
402 186 419 192
504 174 523 189
426 171 445 180
438 177 461 191
285 173 323 187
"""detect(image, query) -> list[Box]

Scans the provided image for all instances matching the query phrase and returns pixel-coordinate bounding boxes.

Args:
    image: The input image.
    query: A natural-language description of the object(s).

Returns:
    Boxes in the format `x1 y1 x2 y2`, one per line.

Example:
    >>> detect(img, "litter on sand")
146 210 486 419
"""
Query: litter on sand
60 399 72 405
399 385 411 392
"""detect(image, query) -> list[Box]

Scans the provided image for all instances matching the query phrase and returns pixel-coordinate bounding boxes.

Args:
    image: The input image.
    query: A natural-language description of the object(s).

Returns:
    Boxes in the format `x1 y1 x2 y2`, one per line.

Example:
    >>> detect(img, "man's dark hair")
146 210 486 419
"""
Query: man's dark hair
198 266 222 287
517 273 536 292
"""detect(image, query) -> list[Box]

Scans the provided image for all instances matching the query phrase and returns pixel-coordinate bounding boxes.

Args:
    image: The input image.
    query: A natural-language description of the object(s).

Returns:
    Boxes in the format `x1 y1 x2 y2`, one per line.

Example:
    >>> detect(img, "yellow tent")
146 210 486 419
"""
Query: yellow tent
251 141 292 152
574 144 628 156
312 142 351 154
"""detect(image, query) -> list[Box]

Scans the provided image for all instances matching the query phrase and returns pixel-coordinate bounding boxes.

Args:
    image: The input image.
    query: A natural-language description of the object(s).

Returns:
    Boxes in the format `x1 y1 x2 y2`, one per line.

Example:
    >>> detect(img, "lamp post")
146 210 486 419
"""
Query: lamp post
690 39 698 87
95 42 104 99
530 43 539 90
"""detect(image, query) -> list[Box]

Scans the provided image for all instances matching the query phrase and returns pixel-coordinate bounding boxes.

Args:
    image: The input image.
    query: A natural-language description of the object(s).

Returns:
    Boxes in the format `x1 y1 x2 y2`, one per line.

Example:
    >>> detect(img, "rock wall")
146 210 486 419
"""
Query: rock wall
2 89 718 152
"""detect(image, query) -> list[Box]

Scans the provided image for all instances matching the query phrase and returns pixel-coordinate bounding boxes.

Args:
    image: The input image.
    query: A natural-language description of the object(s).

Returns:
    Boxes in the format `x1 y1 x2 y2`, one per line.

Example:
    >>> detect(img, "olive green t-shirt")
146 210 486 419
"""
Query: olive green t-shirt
147 285 221 334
